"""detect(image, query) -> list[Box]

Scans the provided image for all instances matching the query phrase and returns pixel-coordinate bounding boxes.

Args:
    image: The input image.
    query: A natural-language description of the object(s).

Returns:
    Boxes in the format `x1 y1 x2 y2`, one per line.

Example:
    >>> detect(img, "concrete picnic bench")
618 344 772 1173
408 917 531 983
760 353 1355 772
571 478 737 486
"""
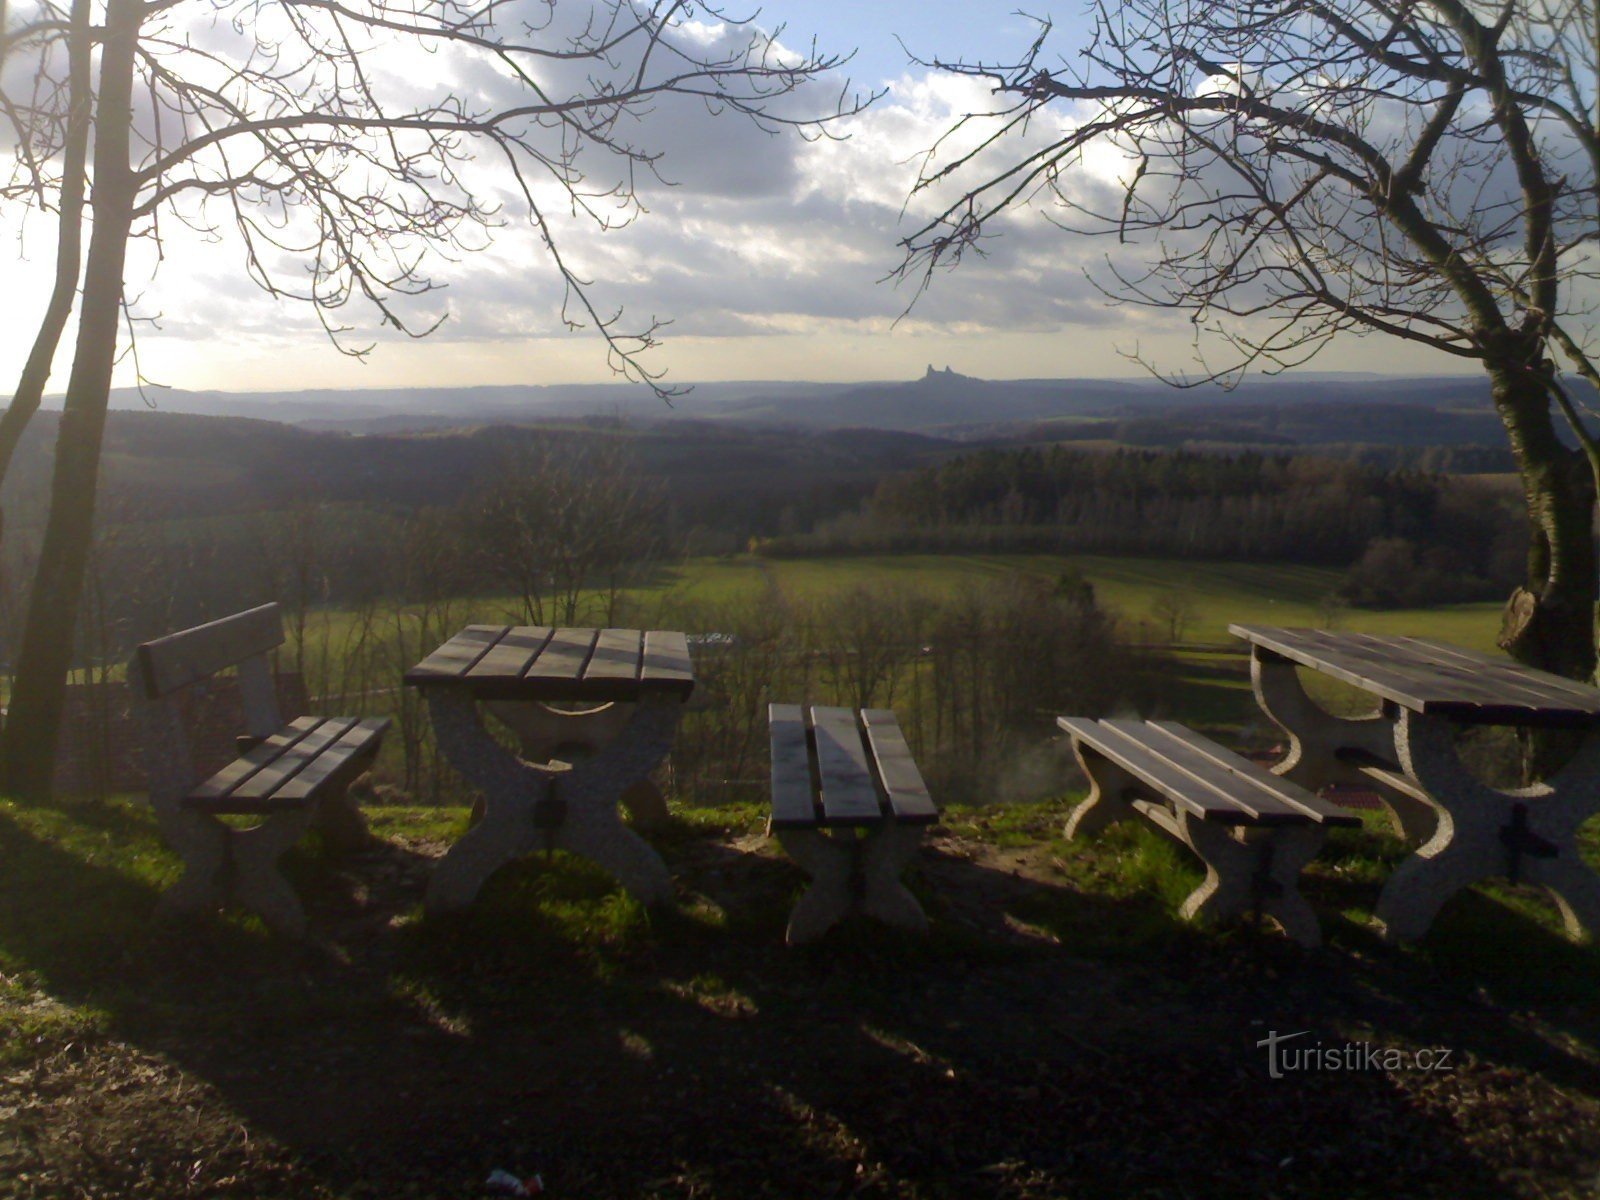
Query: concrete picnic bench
1059 717 1359 946
1233 624 1600 943
130 603 389 935
767 704 938 944
405 625 694 913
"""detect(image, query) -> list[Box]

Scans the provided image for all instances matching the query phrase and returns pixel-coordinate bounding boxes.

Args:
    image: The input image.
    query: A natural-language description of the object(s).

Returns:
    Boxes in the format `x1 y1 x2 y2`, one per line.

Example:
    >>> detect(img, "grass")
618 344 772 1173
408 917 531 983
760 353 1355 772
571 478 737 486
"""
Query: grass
2 790 1600 1197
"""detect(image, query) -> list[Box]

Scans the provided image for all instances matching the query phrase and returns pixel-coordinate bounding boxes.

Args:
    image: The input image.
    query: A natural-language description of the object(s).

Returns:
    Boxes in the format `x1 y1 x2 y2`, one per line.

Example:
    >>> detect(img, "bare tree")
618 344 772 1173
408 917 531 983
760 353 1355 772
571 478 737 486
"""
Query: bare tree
473 429 660 627
899 0 1600 683
0 0 871 797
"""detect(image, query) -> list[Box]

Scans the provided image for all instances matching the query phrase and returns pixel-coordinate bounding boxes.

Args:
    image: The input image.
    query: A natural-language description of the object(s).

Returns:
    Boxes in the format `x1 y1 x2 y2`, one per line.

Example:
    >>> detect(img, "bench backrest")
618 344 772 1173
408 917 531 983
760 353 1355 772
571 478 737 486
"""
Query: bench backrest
128 604 289 807
133 604 285 699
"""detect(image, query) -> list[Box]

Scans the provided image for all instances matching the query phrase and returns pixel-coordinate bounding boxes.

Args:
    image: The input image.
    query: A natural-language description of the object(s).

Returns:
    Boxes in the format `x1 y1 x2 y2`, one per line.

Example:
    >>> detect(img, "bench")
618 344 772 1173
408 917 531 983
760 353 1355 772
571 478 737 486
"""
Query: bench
1058 717 1361 947
768 704 938 944
129 603 390 935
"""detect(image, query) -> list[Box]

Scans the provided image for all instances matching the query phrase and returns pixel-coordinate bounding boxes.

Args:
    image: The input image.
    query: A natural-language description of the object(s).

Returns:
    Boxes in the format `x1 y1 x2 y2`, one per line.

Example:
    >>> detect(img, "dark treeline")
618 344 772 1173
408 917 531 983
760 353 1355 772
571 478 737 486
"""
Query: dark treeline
760 446 1526 601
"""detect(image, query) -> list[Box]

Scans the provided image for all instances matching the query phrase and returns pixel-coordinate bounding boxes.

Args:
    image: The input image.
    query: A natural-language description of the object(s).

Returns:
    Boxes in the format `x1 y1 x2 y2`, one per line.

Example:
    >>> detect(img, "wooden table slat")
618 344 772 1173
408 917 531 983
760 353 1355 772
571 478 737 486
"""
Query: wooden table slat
641 630 695 692
526 627 601 683
810 706 885 825
465 626 555 681
1230 623 1600 722
861 709 938 824
405 625 511 682
583 628 645 684
768 704 820 828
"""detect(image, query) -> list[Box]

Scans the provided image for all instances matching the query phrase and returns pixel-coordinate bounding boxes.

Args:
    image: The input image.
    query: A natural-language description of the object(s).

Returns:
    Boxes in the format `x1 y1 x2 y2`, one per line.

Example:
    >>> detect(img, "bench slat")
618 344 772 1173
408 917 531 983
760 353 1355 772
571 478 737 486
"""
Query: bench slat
1145 721 1360 826
465 626 554 681
861 709 937 824
406 625 510 682
769 704 819 828
810 706 884 825
584 628 645 684
188 715 325 801
136 604 284 698
1061 717 1349 826
270 717 391 805
222 717 361 807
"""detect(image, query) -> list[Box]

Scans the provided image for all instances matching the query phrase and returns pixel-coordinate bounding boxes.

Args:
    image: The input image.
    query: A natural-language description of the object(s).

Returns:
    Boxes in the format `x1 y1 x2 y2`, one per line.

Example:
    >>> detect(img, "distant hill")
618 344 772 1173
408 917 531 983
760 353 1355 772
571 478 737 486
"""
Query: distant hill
80 366 1537 438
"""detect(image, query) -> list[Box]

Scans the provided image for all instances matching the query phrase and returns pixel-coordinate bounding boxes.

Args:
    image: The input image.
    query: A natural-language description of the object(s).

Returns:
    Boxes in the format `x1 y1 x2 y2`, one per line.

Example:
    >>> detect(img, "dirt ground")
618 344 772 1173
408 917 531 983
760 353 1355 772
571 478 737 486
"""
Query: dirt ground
3 813 1600 1200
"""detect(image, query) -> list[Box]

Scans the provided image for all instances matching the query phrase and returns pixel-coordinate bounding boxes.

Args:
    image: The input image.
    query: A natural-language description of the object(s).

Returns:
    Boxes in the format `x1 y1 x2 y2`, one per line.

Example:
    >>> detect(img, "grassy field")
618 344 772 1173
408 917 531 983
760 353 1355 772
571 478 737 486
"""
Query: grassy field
625 553 1507 652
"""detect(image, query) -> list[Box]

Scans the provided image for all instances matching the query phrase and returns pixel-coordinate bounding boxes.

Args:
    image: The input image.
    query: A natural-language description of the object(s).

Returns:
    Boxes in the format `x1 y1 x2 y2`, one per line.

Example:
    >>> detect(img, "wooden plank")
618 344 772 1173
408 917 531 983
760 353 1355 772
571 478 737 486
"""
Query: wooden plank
1060 716 1309 825
465 626 554 681
583 628 645 685
222 717 361 807
861 709 937 824
768 703 819 828
136 604 284 698
525 627 600 686
641 630 696 695
1098 719 1315 824
271 717 391 805
1147 721 1361 826
1232 624 1600 725
405 626 510 683
188 714 324 801
1229 625 1440 713
1374 633 1600 713
810 706 884 825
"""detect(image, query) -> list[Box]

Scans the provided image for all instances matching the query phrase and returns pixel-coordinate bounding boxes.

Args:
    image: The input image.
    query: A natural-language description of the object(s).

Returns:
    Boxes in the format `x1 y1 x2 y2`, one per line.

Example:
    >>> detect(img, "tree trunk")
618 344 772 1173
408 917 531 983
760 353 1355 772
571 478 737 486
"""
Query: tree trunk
1493 364 1599 683
0 0 140 801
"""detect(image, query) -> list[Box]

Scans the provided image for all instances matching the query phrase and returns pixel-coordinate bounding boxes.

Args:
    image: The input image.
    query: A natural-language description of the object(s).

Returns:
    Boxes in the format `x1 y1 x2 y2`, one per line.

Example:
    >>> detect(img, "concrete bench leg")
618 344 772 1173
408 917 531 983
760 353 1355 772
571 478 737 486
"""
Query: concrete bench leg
1177 815 1328 948
425 688 678 914
1252 649 1437 843
155 808 316 937
1065 744 1140 838
1377 712 1600 942
311 783 373 854
776 825 928 945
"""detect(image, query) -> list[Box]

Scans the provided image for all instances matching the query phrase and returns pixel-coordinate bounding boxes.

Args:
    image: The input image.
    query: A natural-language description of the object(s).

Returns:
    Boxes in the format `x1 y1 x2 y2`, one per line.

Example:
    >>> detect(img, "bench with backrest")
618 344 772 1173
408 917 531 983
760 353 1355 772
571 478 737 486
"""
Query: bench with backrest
767 704 938 944
1059 717 1360 947
129 603 389 935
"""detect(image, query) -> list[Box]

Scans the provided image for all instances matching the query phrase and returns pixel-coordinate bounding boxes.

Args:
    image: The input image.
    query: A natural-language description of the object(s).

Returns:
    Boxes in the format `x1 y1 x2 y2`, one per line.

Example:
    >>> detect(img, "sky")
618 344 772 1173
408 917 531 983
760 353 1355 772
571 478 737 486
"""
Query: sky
0 0 1480 397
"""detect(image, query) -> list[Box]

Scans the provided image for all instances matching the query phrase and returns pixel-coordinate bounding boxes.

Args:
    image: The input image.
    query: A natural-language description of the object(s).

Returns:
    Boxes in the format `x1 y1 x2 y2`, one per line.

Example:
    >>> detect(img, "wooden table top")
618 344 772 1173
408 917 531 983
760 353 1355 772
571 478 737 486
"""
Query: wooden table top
1229 624 1600 726
405 625 695 702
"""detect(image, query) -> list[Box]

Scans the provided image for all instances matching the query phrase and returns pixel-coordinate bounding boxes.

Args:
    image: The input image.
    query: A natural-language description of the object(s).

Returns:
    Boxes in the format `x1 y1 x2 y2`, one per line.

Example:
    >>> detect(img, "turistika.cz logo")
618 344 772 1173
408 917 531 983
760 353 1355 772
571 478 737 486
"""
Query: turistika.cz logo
1257 1029 1456 1079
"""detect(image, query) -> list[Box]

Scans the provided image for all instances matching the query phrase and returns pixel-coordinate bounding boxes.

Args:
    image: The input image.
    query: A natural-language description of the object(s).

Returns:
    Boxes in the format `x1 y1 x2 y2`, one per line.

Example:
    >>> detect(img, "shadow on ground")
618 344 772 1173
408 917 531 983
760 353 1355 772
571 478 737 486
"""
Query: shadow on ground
1 799 1598 1200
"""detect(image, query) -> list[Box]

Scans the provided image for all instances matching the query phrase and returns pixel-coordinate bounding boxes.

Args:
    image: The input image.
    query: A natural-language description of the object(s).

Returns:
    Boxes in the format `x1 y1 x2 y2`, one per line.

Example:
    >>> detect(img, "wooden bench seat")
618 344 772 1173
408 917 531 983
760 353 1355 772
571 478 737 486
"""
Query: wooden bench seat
768 705 937 943
1059 717 1359 947
131 604 390 935
185 715 391 814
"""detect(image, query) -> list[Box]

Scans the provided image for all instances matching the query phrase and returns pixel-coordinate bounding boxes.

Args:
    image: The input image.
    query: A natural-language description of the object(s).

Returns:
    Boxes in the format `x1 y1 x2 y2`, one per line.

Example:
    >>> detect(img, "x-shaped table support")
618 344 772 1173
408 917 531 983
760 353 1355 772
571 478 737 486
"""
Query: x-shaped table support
1376 710 1600 942
423 687 681 913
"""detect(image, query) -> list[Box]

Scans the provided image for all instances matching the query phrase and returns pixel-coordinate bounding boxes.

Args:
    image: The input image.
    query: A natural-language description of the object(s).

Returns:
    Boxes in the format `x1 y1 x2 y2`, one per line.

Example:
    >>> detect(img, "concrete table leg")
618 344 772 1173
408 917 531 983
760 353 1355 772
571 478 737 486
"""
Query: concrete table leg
154 807 317 937
1378 711 1600 942
1251 649 1438 842
425 688 681 913
775 824 929 945
486 700 673 831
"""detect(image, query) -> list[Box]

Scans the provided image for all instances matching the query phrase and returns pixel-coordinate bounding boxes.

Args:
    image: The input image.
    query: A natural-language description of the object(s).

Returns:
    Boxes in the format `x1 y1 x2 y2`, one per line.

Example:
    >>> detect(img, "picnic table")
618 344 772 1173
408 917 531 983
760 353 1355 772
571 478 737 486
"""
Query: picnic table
1231 624 1600 942
405 625 694 913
